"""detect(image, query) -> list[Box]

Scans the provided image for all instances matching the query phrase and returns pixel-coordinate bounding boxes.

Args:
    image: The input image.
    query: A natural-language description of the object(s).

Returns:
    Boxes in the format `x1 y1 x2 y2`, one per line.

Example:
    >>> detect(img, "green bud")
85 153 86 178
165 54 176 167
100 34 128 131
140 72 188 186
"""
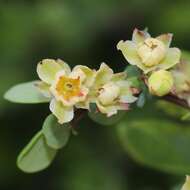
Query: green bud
148 70 174 96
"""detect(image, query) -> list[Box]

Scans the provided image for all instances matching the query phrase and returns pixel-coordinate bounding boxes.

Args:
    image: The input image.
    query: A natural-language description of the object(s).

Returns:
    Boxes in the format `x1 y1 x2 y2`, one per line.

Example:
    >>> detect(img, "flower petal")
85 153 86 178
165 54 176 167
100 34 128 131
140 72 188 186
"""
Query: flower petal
156 33 173 47
63 86 89 107
159 48 181 70
75 100 90 109
116 80 138 103
94 63 113 88
57 59 71 75
35 81 51 98
117 40 142 66
73 65 96 87
132 28 151 44
96 101 118 117
96 101 130 117
120 94 137 103
138 47 181 74
37 59 69 84
49 99 74 124
111 72 127 82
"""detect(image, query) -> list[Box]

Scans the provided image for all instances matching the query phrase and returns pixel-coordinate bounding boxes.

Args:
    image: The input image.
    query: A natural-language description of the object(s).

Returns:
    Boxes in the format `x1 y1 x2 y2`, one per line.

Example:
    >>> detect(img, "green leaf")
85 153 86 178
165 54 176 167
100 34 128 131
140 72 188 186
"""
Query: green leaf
125 65 146 90
4 81 50 104
117 118 190 174
88 104 126 126
182 112 190 121
125 65 141 78
128 76 141 88
136 93 145 108
17 131 57 173
42 114 71 149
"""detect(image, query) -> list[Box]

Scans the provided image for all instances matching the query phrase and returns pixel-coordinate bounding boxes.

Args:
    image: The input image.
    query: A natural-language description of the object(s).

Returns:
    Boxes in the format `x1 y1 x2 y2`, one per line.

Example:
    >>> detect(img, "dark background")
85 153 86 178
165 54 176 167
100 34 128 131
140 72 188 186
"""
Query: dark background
1 0 190 189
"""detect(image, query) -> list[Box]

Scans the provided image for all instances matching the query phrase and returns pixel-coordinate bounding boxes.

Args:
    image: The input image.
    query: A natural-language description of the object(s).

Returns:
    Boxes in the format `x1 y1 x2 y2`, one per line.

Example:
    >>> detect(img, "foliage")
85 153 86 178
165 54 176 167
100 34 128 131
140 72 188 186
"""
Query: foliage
117 117 190 174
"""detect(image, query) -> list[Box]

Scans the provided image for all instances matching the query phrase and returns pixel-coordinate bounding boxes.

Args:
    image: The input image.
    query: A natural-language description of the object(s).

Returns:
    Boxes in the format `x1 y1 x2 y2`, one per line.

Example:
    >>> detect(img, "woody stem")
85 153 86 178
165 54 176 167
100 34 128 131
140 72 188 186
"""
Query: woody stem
163 94 190 110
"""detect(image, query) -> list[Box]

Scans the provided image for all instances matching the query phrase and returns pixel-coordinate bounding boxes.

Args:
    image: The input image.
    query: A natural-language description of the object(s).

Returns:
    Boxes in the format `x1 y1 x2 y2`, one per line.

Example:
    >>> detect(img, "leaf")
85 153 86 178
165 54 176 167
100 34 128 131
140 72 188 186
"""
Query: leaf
88 105 126 126
42 114 71 149
128 76 141 88
4 81 50 104
117 118 190 174
125 65 141 78
17 131 57 173
136 93 145 108
182 112 190 121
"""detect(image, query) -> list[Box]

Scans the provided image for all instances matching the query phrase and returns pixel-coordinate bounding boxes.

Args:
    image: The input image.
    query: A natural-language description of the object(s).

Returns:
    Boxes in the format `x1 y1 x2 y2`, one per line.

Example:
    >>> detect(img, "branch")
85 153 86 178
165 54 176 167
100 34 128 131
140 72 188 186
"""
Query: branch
163 94 190 110
70 109 87 128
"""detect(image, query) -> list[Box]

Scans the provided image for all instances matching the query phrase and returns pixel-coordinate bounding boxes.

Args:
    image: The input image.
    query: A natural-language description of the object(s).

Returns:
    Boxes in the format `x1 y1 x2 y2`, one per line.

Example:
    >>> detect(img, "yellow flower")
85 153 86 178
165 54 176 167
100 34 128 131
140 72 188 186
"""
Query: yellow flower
50 70 89 107
117 28 181 73
90 63 137 117
36 59 95 124
148 70 174 96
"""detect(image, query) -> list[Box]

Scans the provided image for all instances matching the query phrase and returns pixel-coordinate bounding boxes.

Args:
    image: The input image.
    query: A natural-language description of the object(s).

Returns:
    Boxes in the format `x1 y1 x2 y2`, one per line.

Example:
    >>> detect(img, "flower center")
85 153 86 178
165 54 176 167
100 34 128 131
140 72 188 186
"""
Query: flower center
55 76 81 101
98 82 120 106
137 38 166 67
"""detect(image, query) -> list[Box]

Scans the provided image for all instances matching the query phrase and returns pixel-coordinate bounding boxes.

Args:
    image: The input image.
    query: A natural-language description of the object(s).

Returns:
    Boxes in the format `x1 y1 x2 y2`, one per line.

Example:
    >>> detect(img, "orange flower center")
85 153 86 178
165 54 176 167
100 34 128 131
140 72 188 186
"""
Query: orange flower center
55 76 81 101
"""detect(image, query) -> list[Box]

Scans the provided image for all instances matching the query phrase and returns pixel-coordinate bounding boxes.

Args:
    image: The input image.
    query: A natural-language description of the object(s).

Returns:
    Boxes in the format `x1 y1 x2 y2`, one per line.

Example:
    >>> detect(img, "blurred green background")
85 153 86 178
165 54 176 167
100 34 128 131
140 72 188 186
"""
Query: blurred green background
1 0 190 189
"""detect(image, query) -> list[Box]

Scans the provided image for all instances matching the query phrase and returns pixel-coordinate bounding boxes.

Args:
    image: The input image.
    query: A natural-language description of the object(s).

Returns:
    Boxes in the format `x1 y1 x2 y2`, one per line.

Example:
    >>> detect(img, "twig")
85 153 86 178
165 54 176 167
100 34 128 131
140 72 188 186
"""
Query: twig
70 109 87 129
163 94 190 110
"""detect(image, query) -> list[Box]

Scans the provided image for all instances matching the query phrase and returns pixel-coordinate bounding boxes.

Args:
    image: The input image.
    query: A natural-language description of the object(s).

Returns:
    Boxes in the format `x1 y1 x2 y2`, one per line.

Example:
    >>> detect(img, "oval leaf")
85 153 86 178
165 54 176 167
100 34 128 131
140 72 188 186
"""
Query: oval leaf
17 131 57 173
88 110 126 126
182 112 190 121
117 118 190 174
4 81 50 104
42 114 71 149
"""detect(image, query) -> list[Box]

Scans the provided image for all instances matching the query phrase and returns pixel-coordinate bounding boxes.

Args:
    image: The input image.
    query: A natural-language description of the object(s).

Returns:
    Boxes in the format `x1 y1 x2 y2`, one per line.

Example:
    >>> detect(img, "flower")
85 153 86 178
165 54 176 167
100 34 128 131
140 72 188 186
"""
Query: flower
172 60 190 106
181 176 190 190
36 59 95 124
117 28 181 73
90 63 137 117
148 70 174 96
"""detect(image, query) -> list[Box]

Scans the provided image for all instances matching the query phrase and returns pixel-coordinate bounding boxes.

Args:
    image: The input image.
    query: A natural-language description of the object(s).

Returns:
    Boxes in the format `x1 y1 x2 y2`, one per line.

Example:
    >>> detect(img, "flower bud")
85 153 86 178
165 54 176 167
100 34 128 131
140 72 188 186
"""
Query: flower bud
98 82 120 106
137 38 166 67
148 70 173 96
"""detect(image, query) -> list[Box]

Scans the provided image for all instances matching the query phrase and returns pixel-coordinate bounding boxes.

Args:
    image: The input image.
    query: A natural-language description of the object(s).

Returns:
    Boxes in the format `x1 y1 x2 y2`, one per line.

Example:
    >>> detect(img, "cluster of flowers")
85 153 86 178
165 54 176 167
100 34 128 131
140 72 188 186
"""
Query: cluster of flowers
34 28 183 124
36 60 137 124
4 28 189 174
4 28 183 126
117 28 181 96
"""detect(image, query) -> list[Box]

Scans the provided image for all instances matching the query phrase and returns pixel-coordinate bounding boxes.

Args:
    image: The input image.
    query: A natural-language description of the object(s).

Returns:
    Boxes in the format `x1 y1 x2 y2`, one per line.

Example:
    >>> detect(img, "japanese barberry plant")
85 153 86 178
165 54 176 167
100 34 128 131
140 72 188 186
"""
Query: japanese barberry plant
4 28 190 174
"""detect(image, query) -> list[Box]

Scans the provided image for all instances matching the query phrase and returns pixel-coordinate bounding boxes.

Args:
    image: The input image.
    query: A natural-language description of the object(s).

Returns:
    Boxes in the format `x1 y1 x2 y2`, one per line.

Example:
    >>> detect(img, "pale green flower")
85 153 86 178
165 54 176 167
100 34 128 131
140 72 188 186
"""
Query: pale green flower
90 63 137 117
117 28 181 73
37 59 95 124
181 176 190 190
148 70 174 96
172 60 190 106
